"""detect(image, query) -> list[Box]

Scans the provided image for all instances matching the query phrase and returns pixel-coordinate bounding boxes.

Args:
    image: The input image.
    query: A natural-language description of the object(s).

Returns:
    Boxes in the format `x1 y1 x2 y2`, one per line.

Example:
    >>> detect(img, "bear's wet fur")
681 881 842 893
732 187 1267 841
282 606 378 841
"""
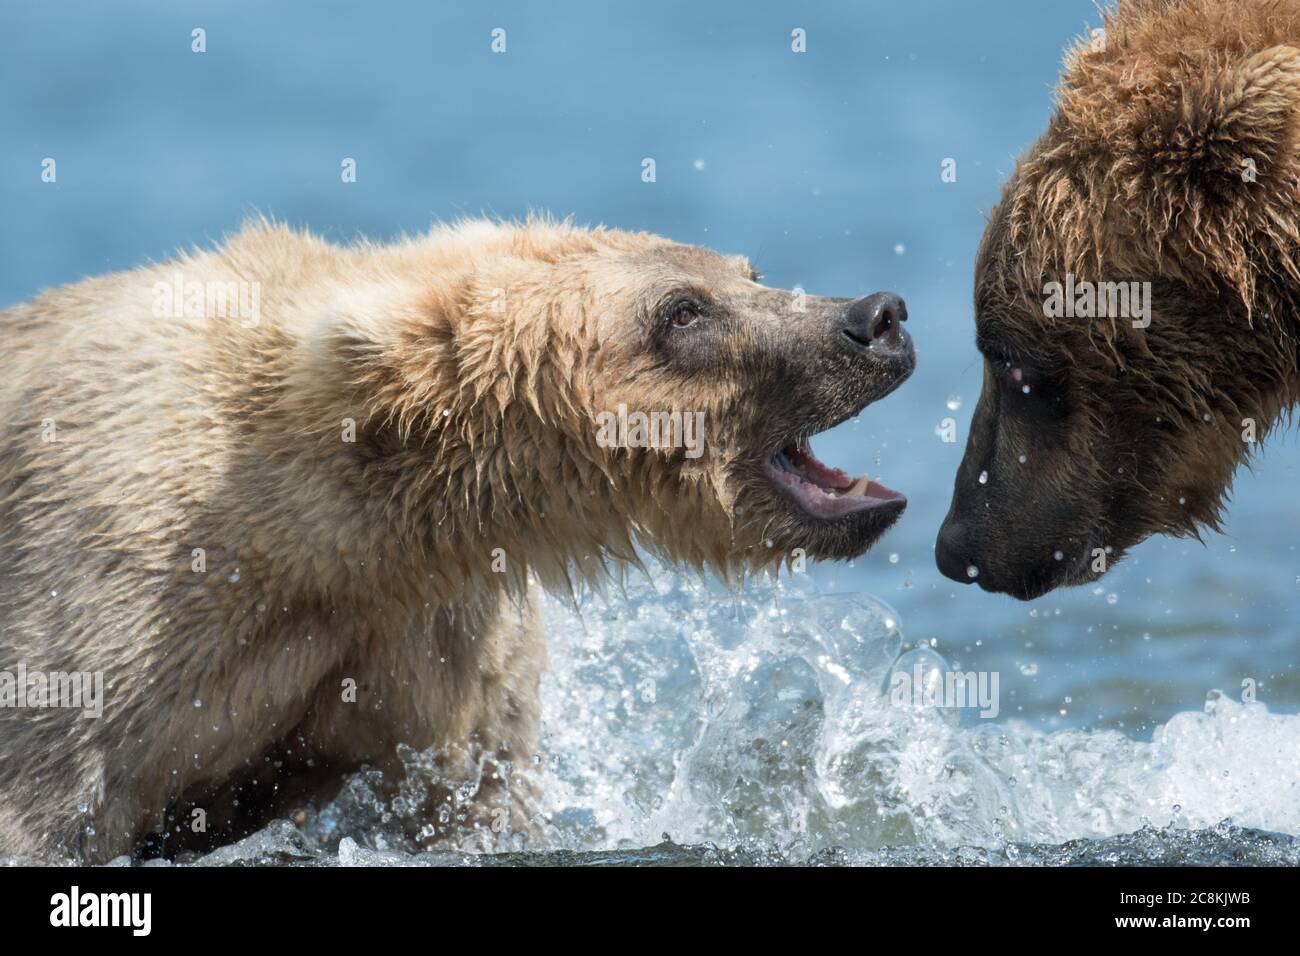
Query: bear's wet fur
0 217 913 860
939 0 1300 599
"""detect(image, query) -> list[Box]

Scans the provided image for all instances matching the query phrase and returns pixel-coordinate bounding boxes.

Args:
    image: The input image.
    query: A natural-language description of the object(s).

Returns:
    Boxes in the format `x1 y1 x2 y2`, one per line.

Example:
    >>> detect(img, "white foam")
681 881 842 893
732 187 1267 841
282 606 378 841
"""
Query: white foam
536 569 1300 853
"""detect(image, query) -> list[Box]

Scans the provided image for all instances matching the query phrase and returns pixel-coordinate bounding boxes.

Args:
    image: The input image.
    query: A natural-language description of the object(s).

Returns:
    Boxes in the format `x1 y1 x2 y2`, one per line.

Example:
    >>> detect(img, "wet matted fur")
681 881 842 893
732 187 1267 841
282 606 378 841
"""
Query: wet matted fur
0 217 913 860
938 0 1300 599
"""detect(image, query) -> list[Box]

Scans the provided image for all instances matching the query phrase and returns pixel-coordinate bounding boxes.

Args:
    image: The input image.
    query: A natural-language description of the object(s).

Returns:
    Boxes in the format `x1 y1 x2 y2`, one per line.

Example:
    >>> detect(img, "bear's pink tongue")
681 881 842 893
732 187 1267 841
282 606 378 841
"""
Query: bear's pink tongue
770 440 904 517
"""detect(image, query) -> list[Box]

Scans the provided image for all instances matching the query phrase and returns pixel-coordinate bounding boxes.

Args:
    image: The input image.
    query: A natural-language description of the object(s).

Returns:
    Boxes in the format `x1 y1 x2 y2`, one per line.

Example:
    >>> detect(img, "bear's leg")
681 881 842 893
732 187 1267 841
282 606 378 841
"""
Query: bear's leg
2 618 356 863
0 723 109 862
297 588 548 851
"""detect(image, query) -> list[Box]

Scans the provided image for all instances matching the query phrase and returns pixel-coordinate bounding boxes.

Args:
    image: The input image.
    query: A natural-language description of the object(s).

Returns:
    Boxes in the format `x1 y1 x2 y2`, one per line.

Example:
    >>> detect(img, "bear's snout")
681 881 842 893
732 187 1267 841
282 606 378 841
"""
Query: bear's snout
840 292 909 353
832 291 915 404
934 518 972 585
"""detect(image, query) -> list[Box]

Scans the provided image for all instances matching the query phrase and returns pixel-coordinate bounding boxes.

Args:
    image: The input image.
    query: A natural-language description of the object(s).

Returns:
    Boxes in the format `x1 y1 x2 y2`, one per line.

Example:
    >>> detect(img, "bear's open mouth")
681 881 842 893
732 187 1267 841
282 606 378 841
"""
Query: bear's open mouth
765 439 905 520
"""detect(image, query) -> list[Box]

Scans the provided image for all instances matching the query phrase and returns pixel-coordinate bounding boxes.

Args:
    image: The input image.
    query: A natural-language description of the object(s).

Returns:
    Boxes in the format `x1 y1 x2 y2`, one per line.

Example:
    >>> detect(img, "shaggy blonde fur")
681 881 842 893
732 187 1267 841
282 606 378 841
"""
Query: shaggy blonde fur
0 216 908 860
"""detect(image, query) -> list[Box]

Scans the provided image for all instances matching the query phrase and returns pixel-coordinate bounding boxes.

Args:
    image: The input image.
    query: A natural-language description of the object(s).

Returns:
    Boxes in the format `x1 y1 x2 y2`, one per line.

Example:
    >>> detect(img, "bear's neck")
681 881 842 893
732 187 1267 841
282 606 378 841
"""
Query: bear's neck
369 409 641 604
297 330 636 607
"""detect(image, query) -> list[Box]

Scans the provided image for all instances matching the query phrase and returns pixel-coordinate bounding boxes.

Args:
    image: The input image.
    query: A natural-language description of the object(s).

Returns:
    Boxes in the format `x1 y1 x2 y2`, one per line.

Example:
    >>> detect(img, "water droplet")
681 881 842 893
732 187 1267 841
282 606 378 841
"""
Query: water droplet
1017 454 1028 464
978 470 988 485
228 570 240 583
888 552 900 564
692 158 706 171
193 699 203 708
1106 592 1118 605
966 565 979 579
1053 550 1064 561
946 394 962 411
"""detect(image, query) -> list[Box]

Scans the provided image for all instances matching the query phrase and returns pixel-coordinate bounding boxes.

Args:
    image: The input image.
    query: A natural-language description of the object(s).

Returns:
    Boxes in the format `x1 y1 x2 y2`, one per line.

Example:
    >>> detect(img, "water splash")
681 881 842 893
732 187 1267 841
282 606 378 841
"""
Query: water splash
529 569 1300 857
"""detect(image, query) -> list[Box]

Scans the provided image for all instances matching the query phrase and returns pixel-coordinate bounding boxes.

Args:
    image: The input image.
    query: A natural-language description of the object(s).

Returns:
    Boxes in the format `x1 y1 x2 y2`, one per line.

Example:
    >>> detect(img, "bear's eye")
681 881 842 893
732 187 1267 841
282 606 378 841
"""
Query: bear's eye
670 304 700 328
1003 362 1034 395
992 358 1061 409
985 353 1036 395
656 292 711 334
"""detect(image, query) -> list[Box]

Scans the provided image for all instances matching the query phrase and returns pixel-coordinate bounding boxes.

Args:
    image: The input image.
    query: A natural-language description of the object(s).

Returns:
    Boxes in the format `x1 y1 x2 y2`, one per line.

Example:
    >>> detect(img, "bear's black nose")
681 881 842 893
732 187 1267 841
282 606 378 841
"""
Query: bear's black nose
842 292 907 350
935 518 974 585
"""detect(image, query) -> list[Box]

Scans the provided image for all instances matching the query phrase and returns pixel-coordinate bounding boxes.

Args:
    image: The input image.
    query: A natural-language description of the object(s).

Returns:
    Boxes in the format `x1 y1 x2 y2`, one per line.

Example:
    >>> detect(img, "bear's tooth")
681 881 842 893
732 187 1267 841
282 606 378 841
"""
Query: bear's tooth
847 474 871 497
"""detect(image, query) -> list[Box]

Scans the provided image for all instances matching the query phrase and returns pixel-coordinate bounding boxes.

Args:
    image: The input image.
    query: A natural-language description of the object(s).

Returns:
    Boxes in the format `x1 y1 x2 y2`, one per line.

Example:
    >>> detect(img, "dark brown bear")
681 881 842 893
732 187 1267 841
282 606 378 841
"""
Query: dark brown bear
938 0 1300 599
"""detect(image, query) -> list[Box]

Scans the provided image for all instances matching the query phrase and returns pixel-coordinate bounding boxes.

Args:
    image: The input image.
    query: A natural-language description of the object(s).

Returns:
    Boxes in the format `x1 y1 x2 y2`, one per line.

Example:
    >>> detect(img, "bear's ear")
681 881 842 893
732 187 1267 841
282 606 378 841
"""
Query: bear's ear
1134 45 1300 187
1051 42 1300 306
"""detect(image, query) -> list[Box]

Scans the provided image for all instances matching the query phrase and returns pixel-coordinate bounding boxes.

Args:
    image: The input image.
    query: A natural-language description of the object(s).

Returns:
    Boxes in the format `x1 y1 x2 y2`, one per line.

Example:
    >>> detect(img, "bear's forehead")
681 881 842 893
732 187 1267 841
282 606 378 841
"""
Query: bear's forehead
641 243 755 281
